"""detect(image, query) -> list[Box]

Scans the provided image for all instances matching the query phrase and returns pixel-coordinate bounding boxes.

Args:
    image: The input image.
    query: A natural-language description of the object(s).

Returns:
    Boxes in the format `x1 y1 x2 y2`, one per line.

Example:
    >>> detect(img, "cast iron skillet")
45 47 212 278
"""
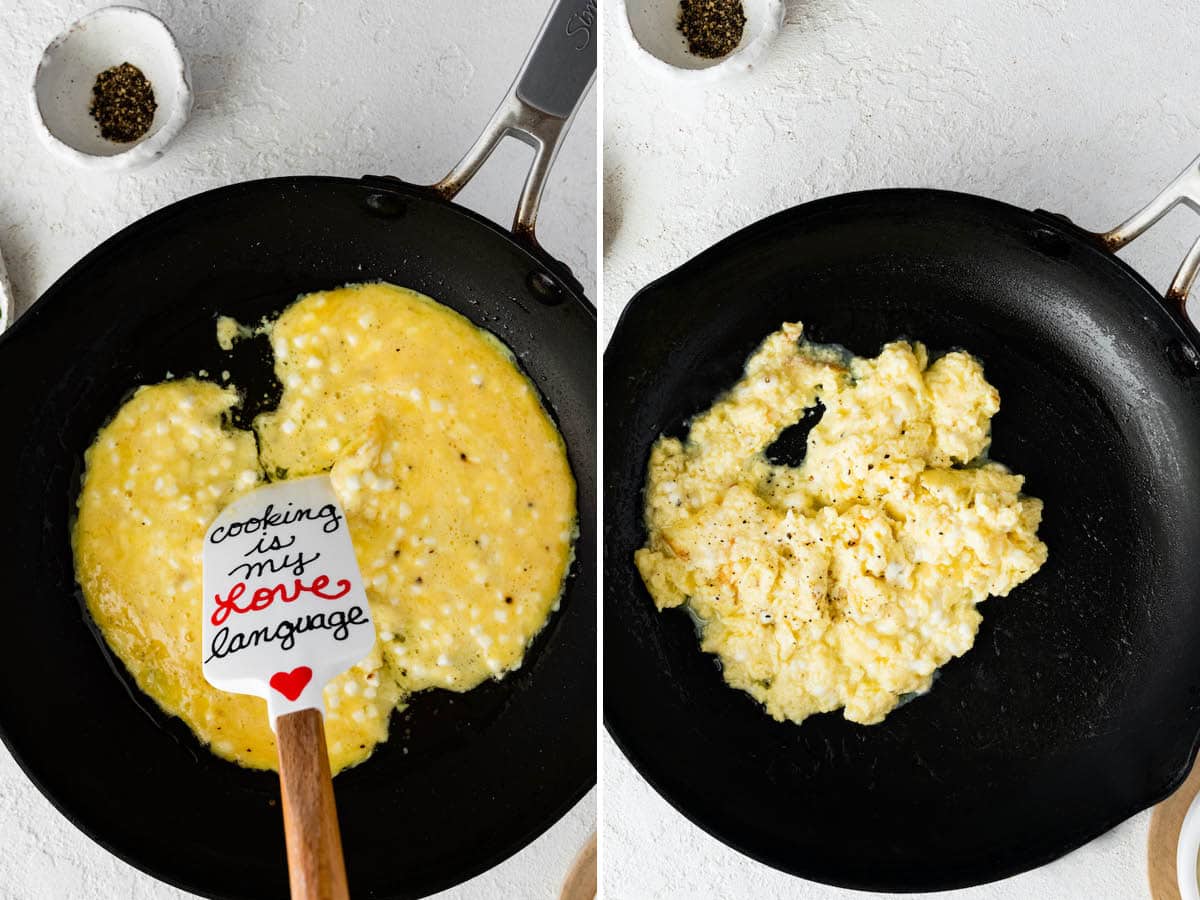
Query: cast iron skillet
604 156 1200 892
0 3 595 899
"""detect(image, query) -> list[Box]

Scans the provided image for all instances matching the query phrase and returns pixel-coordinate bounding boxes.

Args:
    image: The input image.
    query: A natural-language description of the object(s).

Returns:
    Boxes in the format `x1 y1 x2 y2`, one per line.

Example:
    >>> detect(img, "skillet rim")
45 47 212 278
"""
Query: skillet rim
0 173 597 900
0 174 595 359
602 186 1200 892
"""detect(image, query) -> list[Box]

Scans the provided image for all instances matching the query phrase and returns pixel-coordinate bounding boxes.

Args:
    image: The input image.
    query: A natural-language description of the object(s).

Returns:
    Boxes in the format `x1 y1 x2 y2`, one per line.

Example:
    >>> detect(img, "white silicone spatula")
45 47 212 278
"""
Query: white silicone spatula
202 474 375 900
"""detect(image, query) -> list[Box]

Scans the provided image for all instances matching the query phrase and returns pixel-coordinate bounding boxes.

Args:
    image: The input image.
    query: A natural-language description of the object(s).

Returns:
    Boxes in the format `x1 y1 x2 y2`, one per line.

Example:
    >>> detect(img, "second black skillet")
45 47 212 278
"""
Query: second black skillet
605 155 1200 891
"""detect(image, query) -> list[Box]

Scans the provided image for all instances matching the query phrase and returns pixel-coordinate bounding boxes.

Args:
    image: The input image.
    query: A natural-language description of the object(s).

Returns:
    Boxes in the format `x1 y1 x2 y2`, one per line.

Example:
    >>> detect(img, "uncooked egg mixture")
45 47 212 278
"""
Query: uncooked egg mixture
636 323 1047 726
73 283 576 773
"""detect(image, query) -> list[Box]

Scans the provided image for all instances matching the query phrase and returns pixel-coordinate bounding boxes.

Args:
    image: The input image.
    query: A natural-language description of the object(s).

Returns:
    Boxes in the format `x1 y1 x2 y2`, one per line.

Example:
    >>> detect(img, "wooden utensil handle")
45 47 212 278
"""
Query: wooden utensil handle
559 833 597 900
276 708 350 900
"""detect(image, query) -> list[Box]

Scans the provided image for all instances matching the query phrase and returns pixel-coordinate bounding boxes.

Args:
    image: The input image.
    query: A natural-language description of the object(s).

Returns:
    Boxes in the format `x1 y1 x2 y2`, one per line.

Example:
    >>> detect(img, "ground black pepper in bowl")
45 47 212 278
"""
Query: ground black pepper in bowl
678 0 747 59
90 62 157 143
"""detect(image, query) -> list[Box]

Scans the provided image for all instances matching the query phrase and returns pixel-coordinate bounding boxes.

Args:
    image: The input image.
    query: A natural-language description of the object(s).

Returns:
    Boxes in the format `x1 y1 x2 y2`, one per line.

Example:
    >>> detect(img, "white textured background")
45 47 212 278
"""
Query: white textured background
0 1 595 898
603 0 1200 898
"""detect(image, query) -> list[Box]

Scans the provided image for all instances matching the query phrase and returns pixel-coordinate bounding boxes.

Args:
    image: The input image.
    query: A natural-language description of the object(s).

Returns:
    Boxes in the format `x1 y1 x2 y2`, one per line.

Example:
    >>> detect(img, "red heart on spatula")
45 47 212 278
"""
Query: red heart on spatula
269 666 313 702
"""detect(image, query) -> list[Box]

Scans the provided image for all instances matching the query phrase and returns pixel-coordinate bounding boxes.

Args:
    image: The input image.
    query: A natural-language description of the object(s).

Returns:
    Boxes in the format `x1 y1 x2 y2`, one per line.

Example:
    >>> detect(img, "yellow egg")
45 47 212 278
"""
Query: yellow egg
74 283 576 772
635 322 1047 726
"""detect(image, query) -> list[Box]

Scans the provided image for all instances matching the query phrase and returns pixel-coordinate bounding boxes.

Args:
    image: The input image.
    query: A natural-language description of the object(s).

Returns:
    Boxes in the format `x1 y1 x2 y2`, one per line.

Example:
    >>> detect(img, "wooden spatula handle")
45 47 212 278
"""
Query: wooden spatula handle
276 708 350 900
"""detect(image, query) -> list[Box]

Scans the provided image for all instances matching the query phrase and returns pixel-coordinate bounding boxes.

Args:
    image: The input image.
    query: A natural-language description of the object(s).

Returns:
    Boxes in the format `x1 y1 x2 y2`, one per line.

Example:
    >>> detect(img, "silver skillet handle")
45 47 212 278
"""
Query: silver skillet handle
0 246 13 336
433 0 597 243
1100 154 1200 315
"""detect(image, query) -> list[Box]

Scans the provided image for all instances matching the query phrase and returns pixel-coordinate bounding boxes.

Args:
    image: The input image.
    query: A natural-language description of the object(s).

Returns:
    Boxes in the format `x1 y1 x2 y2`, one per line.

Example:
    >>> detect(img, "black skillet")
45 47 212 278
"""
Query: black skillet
605 156 1200 891
0 3 595 898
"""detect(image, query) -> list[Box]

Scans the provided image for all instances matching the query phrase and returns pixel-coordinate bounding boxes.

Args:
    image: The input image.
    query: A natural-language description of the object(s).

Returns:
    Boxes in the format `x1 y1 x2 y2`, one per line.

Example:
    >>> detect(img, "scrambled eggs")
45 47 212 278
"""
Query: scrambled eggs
73 283 576 772
635 323 1046 725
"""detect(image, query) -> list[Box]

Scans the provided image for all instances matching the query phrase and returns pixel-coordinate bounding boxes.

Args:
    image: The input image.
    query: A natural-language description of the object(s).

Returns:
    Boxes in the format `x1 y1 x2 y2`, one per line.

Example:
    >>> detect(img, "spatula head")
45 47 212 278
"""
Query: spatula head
201 475 375 723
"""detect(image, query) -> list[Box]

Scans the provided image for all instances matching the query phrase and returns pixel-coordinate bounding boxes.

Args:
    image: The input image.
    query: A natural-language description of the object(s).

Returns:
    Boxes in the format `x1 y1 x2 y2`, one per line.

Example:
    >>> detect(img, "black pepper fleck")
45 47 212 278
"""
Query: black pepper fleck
90 62 156 143
678 0 747 58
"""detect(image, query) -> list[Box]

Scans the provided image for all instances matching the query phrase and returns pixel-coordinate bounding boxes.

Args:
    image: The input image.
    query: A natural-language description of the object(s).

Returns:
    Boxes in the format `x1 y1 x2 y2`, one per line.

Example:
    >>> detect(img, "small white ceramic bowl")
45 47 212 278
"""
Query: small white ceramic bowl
31 6 192 170
1178 790 1200 900
617 0 783 82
